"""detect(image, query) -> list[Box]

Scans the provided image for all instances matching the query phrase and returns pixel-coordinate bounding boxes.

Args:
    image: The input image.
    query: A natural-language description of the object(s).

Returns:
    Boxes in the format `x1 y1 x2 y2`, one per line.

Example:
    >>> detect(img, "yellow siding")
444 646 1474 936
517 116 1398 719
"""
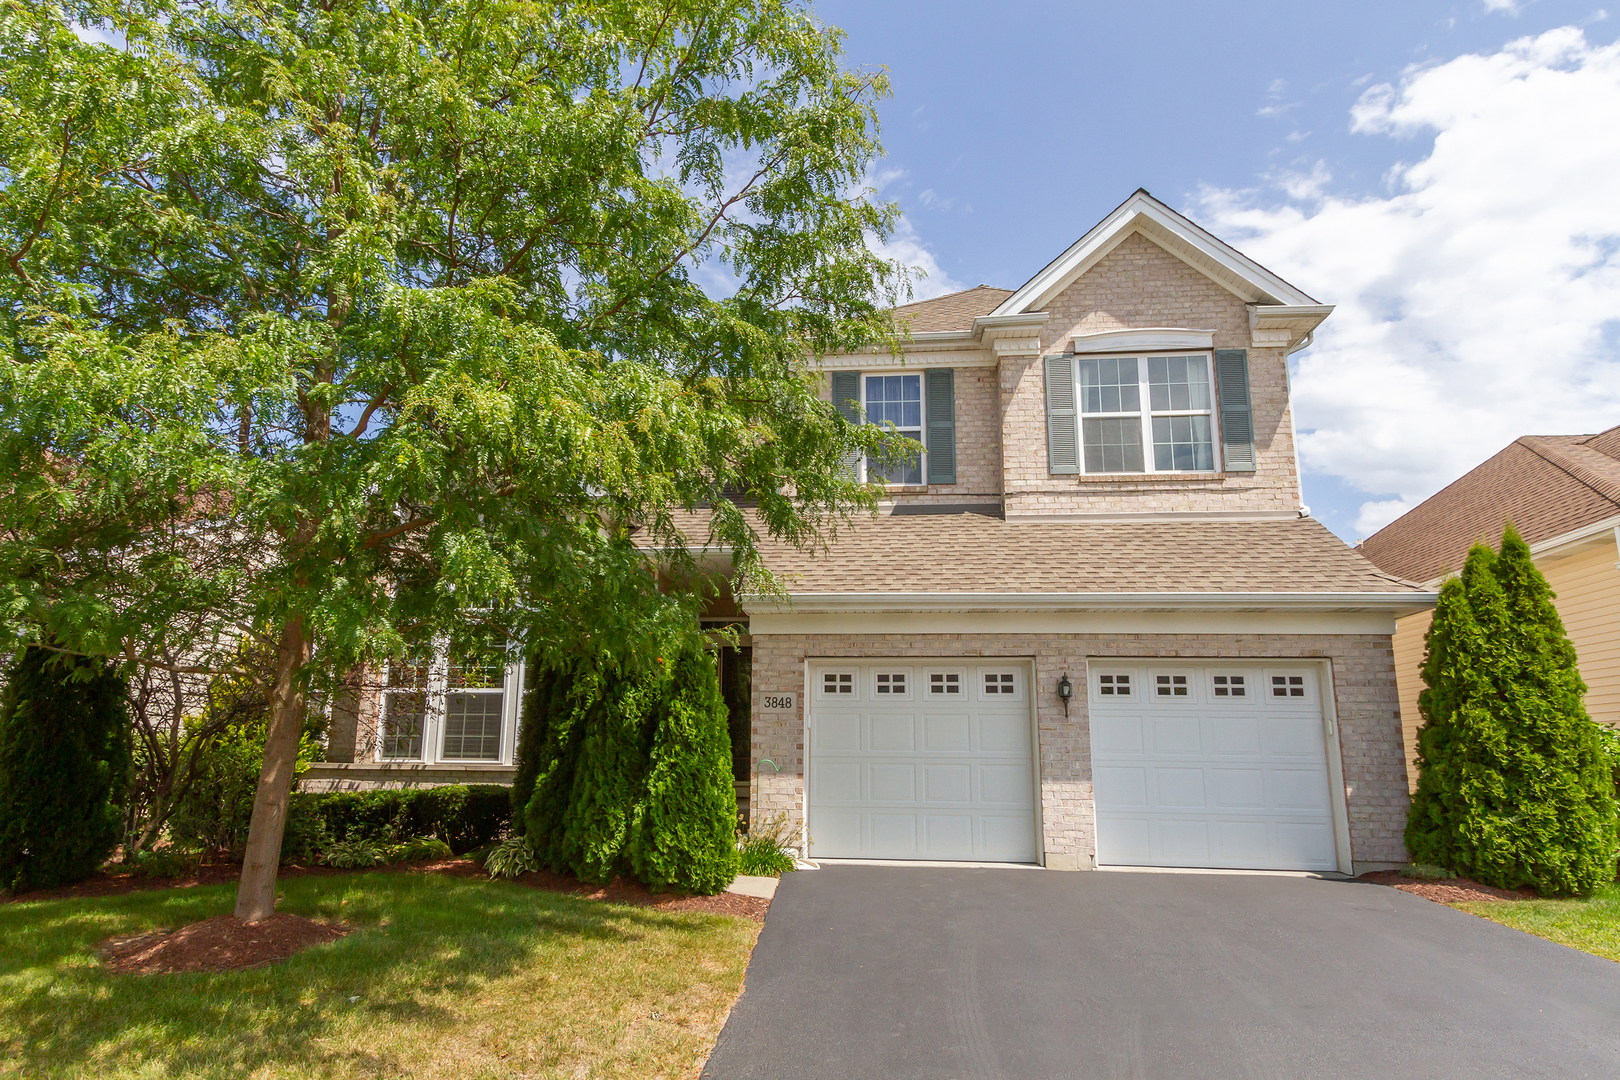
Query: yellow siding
1542 537 1620 729
1393 533 1620 792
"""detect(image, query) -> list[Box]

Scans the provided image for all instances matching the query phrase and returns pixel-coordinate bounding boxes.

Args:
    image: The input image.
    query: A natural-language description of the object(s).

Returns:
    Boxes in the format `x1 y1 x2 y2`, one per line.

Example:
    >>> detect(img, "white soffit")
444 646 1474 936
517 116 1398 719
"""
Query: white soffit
1071 328 1216 354
992 190 1321 316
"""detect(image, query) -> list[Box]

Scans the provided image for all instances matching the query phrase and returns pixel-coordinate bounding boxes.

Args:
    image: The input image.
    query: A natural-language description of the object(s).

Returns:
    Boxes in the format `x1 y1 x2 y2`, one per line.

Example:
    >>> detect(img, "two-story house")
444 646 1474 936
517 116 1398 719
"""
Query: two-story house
740 190 1434 875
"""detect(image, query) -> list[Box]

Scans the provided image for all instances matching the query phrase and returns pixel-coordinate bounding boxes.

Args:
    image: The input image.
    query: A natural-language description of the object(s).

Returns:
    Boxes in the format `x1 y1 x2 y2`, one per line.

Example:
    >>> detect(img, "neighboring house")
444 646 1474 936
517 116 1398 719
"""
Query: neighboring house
312 189 1435 876
1357 425 1620 791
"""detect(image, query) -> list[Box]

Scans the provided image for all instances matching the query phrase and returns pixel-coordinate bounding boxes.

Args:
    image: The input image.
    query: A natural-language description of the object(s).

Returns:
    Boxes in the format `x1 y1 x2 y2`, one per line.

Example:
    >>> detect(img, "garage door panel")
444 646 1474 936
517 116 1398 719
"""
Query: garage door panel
870 814 917 855
924 815 973 856
1211 768 1266 809
1095 815 1151 863
979 712 1031 753
1154 768 1208 809
1159 819 1212 863
1270 767 1331 810
1208 717 1262 755
1266 716 1327 757
1151 717 1203 755
979 763 1032 804
870 714 916 751
924 763 971 803
814 762 861 802
816 713 862 752
1094 766 1149 808
1091 715 1144 755
808 661 1038 863
868 763 916 802
1091 662 1340 872
923 713 970 752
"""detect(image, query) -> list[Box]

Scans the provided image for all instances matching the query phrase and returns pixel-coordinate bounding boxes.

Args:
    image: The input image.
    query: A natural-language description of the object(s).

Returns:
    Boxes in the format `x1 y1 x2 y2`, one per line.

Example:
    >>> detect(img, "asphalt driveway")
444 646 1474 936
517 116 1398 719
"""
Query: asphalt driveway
702 866 1620 1080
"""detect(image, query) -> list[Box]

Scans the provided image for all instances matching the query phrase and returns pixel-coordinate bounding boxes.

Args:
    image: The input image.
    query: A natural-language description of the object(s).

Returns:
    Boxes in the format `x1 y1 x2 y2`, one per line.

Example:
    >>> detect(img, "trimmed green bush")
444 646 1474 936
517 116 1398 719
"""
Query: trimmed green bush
520 642 739 894
298 784 510 855
1405 524 1620 896
0 646 132 892
628 643 739 893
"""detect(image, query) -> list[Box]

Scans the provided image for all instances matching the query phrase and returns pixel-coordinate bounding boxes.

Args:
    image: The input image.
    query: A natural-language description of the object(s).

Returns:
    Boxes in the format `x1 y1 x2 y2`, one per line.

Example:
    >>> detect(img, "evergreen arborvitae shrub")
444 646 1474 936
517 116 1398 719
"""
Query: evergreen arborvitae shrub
558 665 656 883
1405 524 1620 896
522 661 589 871
628 642 739 894
0 647 132 891
510 660 556 836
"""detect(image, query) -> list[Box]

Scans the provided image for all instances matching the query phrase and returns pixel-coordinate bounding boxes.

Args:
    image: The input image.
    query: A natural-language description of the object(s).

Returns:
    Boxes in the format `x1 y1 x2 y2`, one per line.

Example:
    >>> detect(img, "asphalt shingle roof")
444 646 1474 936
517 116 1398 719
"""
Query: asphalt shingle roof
687 512 1422 595
889 285 1013 334
1358 425 1620 584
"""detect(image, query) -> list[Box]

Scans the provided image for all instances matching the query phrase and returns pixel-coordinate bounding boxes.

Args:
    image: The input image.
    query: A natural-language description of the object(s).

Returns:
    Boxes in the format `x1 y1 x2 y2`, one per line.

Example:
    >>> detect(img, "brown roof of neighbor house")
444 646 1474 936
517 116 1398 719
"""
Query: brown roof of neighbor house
889 285 1014 334
671 511 1421 595
1358 424 1620 584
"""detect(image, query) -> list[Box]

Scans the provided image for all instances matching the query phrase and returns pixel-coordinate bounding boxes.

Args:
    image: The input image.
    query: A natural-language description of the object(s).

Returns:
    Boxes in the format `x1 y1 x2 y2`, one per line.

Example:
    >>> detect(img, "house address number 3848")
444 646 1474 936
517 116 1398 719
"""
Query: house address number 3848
760 693 795 711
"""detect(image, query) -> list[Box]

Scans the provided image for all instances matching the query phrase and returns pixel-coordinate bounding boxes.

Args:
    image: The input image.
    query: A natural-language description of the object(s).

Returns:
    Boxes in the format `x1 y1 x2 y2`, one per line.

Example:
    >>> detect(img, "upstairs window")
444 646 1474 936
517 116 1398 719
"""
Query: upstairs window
865 374 924 485
1075 354 1217 474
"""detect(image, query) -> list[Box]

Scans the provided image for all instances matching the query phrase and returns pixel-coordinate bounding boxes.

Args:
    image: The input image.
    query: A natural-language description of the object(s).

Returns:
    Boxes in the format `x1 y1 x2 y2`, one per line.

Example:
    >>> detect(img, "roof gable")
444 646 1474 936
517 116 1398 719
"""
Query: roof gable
992 189 1322 316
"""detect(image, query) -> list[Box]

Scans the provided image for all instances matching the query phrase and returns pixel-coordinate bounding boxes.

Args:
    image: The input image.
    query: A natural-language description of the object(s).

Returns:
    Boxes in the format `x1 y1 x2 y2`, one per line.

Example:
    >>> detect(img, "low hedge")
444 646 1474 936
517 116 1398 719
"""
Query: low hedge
293 784 511 855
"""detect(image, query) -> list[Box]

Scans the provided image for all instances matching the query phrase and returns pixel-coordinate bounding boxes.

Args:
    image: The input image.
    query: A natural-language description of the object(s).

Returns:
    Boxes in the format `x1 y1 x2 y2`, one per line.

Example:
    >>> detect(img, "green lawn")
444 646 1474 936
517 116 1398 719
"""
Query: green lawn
1454 882 1620 963
0 872 759 1079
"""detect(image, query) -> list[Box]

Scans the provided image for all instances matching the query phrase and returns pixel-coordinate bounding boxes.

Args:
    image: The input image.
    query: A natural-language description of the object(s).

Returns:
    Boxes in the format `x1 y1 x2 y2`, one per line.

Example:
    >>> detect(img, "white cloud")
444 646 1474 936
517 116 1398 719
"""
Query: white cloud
870 217 967 301
1482 0 1523 14
1195 27 1620 532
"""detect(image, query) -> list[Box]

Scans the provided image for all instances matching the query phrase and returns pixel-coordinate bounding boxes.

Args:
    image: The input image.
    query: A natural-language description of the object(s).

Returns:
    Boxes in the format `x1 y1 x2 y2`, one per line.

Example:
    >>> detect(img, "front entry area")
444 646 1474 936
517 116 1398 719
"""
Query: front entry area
806 660 1039 862
1088 661 1343 872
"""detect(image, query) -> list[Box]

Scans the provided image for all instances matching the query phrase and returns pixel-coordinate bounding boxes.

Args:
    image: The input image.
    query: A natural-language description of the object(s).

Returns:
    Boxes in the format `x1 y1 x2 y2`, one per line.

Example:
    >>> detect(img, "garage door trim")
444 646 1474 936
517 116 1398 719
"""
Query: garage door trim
1086 656 1353 875
802 656 1044 865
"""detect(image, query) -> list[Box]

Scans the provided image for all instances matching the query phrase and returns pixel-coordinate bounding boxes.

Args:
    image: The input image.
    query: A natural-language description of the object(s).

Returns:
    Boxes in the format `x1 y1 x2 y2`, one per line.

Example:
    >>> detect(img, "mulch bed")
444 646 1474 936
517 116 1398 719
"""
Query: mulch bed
428 858 771 922
100 913 349 975
1358 869 1537 904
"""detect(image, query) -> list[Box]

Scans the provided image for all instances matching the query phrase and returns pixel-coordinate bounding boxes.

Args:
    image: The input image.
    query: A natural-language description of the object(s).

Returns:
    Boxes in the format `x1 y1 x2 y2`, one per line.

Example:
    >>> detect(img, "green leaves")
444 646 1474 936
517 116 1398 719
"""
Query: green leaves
1 0 903 683
1406 524 1620 896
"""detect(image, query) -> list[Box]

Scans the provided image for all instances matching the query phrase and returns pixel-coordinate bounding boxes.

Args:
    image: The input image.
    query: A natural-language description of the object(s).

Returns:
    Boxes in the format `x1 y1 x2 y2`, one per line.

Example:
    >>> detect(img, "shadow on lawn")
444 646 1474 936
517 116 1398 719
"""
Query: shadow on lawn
0 869 724 1076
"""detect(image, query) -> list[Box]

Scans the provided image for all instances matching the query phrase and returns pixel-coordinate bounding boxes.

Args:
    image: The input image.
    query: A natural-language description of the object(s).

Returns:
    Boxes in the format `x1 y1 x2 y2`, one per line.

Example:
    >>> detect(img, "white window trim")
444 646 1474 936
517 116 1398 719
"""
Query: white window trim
855 371 927 486
1073 350 1221 476
377 641 523 766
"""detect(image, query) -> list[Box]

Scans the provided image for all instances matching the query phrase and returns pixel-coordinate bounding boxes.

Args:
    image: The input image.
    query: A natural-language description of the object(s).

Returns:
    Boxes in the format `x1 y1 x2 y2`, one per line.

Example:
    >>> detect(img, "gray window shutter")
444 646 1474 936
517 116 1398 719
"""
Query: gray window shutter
925 368 956 485
1044 354 1079 474
1215 349 1256 472
831 370 862 477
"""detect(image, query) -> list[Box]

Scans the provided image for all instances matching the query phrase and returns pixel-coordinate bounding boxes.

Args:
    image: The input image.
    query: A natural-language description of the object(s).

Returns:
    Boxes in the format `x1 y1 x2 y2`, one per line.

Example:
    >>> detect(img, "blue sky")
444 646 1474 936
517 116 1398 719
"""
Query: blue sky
815 0 1620 543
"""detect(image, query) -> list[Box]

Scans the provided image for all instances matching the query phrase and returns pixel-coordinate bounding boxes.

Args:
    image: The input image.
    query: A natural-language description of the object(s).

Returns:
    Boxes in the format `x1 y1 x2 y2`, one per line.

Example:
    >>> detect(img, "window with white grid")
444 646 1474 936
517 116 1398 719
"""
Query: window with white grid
378 641 511 763
1096 673 1132 698
1075 354 1217 474
929 672 962 695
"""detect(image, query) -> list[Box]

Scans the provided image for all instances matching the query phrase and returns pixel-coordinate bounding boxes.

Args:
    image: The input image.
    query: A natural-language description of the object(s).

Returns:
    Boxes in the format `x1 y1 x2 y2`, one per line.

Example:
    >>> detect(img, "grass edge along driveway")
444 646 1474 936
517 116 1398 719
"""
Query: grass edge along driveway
0 871 759 1079
1454 881 1620 963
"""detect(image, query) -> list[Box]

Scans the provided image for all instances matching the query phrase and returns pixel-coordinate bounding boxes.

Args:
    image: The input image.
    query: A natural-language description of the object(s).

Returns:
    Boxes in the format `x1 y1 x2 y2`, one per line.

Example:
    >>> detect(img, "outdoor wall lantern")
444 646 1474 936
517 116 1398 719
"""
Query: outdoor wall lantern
1056 674 1073 717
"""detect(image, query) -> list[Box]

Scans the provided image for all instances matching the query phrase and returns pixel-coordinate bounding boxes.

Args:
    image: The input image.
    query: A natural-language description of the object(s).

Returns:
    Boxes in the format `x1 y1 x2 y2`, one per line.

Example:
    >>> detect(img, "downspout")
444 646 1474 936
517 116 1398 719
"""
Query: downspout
1286 330 1315 517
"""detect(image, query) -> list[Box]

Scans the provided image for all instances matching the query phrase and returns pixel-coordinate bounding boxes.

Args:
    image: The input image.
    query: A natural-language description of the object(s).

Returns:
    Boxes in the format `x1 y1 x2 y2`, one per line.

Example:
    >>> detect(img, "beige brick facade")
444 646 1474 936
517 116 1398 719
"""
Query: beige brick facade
1000 232 1301 517
750 630 1409 869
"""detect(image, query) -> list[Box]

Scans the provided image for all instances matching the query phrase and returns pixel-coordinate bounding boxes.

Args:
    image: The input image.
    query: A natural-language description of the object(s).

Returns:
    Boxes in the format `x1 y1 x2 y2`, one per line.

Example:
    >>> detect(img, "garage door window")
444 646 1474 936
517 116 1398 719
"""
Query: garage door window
1272 674 1306 698
874 671 910 696
929 672 962 695
1096 673 1133 697
1212 674 1247 698
822 671 855 696
1154 673 1190 697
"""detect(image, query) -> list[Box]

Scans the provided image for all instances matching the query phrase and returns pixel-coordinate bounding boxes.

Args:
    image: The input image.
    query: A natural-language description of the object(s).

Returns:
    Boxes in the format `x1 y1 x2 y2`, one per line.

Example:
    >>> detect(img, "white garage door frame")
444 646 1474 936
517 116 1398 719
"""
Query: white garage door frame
1087 657 1354 876
801 656 1044 864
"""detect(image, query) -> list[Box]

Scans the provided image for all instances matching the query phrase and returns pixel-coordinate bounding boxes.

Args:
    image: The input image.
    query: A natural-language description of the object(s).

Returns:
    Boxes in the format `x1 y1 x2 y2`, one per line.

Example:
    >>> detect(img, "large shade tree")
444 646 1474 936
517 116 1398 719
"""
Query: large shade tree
0 0 905 919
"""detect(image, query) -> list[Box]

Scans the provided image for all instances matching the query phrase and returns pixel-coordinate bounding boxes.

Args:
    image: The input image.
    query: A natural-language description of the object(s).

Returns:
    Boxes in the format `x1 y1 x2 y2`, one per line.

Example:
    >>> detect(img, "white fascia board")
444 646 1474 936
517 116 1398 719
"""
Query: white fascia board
992 191 1321 317
740 590 1438 616
1071 328 1217 354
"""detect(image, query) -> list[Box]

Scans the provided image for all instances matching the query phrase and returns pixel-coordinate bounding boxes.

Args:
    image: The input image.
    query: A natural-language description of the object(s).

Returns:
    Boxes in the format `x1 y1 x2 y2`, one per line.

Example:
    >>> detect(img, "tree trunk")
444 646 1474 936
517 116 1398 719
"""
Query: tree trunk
233 614 311 922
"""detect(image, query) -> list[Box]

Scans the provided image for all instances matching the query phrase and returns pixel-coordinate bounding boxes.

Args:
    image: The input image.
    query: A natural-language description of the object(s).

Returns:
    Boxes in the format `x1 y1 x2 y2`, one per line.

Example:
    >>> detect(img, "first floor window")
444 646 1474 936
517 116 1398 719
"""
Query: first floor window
379 641 512 762
1077 353 1216 474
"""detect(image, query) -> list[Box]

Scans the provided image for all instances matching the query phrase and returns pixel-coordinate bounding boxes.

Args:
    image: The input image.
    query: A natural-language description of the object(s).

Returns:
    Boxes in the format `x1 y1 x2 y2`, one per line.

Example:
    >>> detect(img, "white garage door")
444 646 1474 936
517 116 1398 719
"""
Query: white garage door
807 661 1039 862
1089 663 1341 872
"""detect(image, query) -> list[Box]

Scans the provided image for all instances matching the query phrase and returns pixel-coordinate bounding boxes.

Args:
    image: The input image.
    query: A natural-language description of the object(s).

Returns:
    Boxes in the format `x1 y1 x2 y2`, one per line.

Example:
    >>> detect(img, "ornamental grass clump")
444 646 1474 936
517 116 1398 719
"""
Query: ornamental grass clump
1405 524 1620 896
